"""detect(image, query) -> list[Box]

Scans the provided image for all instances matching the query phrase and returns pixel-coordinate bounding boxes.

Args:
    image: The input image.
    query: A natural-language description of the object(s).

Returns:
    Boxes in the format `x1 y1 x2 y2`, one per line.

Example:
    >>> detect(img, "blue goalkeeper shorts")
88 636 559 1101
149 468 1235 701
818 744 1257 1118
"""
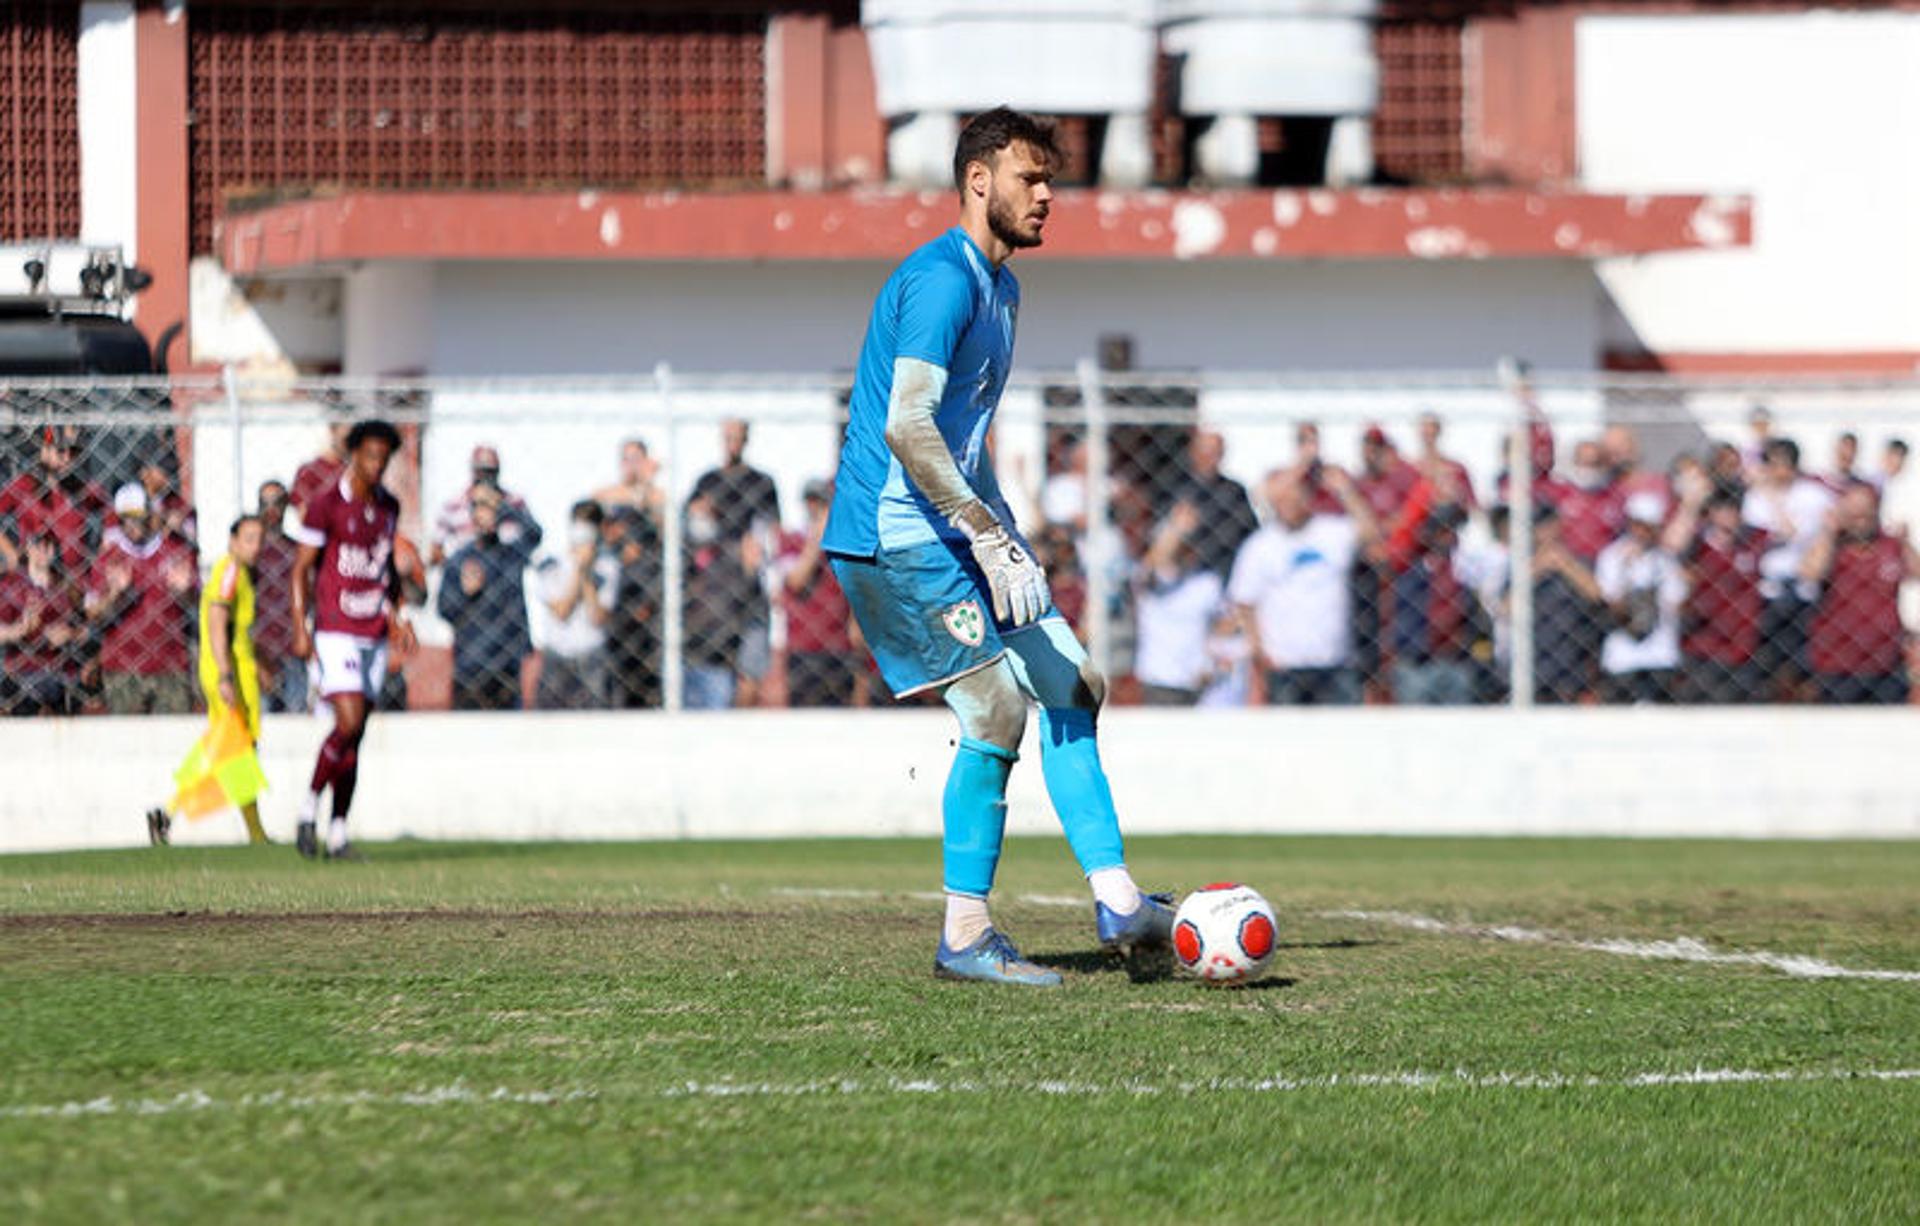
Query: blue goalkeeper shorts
830 538 1056 698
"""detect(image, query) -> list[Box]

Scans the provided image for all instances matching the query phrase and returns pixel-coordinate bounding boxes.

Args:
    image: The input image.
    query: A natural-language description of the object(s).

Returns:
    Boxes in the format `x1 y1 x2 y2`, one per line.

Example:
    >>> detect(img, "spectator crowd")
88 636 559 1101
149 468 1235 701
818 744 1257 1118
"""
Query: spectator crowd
1068 401 1918 708
4 401 1917 715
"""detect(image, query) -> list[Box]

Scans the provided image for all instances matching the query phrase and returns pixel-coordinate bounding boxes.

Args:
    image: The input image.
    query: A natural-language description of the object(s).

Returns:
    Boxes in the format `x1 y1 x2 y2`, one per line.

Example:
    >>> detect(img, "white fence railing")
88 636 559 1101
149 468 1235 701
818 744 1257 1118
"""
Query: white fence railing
2 365 1917 717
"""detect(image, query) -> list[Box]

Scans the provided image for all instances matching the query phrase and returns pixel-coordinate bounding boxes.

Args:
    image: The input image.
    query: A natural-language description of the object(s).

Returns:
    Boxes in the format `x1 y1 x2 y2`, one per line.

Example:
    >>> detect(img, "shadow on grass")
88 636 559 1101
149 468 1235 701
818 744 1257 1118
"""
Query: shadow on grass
1033 949 1303 989
1034 940 1358 985
1031 949 1166 983
1031 948 1304 987
1276 937 1391 951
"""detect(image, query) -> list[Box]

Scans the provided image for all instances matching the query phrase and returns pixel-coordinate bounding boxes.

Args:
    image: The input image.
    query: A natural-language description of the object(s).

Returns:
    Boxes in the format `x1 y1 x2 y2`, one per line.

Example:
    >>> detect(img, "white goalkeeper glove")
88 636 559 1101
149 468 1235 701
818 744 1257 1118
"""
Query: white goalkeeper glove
953 501 1049 627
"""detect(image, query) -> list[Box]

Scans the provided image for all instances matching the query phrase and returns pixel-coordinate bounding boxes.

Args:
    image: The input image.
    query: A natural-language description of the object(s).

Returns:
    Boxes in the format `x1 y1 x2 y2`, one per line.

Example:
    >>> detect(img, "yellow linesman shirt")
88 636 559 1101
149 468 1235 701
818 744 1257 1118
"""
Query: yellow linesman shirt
198 553 260 738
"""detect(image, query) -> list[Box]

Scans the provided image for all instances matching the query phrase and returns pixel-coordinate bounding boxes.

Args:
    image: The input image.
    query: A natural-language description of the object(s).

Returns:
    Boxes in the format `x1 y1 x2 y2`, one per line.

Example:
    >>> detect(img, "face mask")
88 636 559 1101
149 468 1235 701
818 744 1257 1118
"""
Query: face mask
1571 466 1607 491
687 514 719 547
569 522 598 549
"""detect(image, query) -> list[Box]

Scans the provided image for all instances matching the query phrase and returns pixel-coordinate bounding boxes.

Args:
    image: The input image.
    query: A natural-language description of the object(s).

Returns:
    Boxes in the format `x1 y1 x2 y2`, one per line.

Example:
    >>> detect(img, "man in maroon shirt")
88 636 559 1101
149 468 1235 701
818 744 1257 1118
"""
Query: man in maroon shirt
1355 425 1421 524
84 485 197 713
1556 438 1626 563
1602 425 1671 504
1291 421 1347 516
138 458 198 553
779 480 860 707
288 419 351 536
1800 485 1920 704
289 420 414 859
1666 485 1769 703
0 532 83 714
1413 412 1477 510
0 425 107 573
1388 504 1483 705
251 479 304 712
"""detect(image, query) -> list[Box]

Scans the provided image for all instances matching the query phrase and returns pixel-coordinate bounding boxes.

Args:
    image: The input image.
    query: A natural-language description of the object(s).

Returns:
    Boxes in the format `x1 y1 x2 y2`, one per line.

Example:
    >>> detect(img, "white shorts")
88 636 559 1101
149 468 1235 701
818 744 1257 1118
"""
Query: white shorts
312 631 389 702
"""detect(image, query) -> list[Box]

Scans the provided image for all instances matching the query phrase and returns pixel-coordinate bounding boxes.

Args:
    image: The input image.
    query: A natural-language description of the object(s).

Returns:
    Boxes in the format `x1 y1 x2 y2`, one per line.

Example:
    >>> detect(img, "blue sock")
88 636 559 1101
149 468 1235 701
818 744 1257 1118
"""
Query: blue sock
1037 707 1125 876
943 737 1017 897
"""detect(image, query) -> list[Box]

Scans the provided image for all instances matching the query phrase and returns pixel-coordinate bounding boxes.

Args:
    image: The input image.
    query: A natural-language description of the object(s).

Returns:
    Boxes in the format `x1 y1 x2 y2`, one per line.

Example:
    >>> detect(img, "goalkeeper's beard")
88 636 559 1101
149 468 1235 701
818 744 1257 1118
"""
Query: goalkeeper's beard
987 190 1044 251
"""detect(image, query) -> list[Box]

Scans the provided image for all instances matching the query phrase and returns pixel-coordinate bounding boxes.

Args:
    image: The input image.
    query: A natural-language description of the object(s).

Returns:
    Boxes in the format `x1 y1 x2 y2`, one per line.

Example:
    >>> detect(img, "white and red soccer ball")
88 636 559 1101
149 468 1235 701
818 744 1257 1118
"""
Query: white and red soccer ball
1172 884 1277 984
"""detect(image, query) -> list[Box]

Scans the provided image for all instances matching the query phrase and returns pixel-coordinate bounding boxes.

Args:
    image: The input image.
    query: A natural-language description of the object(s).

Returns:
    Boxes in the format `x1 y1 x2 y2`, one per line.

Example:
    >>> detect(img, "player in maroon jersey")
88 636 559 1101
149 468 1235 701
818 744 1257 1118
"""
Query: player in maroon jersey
288 420 415 860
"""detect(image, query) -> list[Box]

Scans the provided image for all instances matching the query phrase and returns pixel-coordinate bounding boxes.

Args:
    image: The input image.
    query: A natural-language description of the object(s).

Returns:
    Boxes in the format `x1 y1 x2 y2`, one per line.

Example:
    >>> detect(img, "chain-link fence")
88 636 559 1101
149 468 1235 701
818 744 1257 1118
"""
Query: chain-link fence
2 367 1916 717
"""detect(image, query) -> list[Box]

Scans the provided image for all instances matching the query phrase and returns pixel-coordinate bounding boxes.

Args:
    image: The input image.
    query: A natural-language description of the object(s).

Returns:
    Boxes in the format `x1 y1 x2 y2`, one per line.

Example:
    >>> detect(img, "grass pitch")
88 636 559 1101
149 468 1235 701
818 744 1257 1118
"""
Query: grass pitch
3 835 1918 1224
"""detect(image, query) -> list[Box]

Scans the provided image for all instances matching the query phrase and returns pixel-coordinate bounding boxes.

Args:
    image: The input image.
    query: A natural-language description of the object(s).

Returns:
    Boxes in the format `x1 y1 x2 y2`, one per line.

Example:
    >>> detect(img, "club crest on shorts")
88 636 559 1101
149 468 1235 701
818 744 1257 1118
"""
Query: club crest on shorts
941 599 986 647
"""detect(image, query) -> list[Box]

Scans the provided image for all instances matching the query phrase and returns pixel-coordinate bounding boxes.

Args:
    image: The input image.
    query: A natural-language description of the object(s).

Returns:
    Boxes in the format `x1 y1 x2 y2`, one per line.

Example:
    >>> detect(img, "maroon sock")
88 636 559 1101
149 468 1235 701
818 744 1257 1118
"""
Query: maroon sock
308 729 350 797
331 744 360 819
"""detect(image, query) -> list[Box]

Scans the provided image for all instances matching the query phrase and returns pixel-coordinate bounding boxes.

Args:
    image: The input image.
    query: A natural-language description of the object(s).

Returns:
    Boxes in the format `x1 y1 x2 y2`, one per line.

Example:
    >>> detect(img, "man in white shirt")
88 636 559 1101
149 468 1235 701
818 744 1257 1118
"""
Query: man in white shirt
1595 491 1686 703
1040 437 1089 532
1132 501 1226 705
1228 468 1379 705
534 500 619 709
1741 437 1835 697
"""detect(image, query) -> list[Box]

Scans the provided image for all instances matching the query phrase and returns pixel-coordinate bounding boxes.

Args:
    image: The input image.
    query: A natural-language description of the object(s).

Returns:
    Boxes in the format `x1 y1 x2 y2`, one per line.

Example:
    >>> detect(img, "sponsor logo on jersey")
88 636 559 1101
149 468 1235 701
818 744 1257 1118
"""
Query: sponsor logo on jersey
339 587 386 620
335 540 392 582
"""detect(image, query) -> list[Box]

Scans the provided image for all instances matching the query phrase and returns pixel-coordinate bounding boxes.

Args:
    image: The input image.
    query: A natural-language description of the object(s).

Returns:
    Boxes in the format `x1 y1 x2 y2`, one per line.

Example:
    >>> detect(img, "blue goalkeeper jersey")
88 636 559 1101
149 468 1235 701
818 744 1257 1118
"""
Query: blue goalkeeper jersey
823 227 1019 558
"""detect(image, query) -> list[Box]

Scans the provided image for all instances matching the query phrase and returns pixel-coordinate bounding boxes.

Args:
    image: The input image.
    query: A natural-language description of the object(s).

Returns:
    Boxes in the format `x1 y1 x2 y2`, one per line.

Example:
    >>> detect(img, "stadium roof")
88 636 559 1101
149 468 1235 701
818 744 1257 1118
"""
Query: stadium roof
217 188 1749 274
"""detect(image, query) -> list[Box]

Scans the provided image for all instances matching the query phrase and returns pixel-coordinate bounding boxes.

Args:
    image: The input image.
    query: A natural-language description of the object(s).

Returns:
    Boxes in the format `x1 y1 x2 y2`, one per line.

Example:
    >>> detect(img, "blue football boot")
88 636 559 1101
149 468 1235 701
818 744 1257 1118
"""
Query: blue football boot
1096 891 1176 955
934 929 1063 987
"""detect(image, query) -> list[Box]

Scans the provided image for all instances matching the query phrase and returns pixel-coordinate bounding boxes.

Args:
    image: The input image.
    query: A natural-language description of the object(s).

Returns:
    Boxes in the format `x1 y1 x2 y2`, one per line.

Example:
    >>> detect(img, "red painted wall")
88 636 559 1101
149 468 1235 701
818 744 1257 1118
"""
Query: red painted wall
134 0 190 372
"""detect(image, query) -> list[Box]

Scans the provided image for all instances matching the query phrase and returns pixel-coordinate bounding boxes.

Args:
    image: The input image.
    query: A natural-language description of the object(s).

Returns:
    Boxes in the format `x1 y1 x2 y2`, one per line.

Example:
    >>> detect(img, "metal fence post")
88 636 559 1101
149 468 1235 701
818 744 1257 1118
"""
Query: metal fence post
1499 357 1535 710
1077 357 1114 679
222 364 245 521
657 361 684 714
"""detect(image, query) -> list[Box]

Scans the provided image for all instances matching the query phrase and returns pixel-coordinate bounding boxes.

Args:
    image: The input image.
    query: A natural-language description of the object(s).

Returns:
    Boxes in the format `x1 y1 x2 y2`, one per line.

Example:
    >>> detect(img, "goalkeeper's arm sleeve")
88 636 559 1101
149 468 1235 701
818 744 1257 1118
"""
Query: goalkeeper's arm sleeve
882 356 995 536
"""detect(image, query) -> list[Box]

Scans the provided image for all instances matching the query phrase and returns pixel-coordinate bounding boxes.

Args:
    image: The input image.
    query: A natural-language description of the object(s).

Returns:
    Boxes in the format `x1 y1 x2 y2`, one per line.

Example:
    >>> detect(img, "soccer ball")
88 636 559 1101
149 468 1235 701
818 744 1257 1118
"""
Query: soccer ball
1172 884 1278 984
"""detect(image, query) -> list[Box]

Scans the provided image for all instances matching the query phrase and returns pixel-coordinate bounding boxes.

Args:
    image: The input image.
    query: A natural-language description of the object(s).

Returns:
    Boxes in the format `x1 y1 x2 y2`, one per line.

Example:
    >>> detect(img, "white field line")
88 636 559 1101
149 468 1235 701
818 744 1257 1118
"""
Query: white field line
1326 909 1920 982
770 891 1920 981
6 1069 1918 1119
0 1085 598 1120
661 1068 1920 1098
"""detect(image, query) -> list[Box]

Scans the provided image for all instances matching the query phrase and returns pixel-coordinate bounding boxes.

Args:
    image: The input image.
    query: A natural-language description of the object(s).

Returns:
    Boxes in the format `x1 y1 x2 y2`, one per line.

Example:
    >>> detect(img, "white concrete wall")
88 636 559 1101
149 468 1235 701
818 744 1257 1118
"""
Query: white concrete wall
1578 12 1920 355
189 258 345 374
344 262 433 376
77 2 137 257
4 709 1916 854
425 258 1598 375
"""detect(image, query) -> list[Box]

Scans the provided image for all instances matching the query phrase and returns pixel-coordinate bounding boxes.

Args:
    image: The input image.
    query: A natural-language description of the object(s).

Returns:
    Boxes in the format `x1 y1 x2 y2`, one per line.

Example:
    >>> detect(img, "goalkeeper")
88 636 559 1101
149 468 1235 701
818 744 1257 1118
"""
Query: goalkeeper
147 515 269 846
823 107 1171 987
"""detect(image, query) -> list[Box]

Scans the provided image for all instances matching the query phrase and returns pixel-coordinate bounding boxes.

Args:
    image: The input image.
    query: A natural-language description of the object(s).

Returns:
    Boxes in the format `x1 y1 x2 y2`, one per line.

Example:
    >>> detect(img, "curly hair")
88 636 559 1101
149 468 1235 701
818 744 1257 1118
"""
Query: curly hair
345 419 402 454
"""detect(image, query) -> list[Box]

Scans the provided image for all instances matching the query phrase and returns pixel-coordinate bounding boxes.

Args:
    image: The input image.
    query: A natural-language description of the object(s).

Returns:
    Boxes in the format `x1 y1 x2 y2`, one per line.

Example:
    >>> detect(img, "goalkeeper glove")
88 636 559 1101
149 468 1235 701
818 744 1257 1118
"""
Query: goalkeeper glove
952 500 1049 627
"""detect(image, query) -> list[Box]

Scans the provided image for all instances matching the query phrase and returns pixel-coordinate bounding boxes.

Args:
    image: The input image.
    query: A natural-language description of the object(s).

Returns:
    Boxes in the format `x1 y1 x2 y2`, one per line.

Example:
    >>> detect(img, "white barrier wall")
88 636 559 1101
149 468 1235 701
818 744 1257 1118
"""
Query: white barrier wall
4 709 1917 854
